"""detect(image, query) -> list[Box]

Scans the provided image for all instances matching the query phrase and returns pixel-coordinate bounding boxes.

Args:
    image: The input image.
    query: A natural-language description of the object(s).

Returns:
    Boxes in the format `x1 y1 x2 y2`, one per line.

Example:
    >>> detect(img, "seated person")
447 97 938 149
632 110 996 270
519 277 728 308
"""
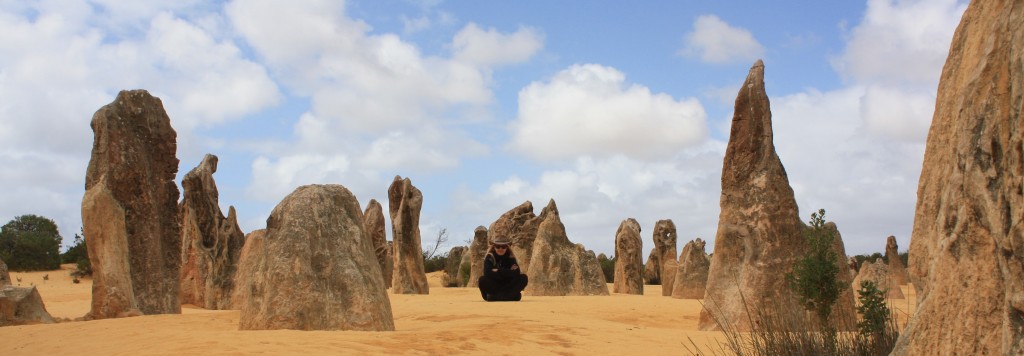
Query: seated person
477 237 528 301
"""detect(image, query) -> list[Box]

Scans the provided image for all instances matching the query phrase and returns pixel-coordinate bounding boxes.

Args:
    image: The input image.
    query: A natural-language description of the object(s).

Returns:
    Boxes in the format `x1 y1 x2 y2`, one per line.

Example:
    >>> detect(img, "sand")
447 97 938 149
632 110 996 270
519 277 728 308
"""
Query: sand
2 265 916 355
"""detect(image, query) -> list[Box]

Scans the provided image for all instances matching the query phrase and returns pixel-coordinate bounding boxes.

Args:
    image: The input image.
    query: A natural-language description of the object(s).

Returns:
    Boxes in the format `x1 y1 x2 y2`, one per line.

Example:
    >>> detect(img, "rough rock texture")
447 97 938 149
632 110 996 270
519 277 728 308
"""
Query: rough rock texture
653 220 678 296
885 236 909 285
456 247 471 288
363 199 391 289
848 257 859 280
467 226 489 288
523 200 609 296
231 229 265 309
237 185 394 331
894 2 1023 352
698 61 807 331
179 154 245 310
852 259 904 299
444 246 467 287
388 176 429 295
613 218 643 295
82 90 181 319
825 222 858 331
0 258 9 286
0 286 55 326
488 201 541 273
671 238 709 299
643 249 660 285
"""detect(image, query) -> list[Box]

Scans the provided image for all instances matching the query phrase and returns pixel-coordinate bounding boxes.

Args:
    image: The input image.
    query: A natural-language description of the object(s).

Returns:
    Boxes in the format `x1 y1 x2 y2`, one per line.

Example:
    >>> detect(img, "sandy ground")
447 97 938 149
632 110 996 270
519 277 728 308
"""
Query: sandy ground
2 265 916 355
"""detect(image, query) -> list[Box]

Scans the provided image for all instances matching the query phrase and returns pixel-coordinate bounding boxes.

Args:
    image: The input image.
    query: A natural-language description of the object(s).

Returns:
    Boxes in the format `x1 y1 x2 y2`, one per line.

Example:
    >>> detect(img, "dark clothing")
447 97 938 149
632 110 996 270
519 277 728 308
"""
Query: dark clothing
478 252 528 302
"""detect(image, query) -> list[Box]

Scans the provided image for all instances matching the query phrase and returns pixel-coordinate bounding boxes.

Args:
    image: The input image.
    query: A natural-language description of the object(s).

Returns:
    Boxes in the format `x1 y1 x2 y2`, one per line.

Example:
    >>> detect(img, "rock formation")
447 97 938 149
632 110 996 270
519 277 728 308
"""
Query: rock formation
848 257 859 280
0 258 9 286
824 222 858 330
488 201 541 273
444 246 467 287
613 218 643 295
698 61 807 331
643 249 660 284
885 236 909 285
82 89 181 319
179 154 245 310
456 247 472 288
467 226 489 288
852 259 904 299
893 1 1023 353
231 229 265 309
238 185 394 331
653 220 678 296
671 238 709 299
0 286 55 326
388 176 429 295
363 199 391 289
523 200 609 296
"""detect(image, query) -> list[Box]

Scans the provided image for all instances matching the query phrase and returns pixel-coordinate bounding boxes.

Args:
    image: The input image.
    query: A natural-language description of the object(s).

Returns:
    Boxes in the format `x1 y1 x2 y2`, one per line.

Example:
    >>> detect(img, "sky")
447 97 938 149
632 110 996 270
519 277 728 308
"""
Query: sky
0 0 969 258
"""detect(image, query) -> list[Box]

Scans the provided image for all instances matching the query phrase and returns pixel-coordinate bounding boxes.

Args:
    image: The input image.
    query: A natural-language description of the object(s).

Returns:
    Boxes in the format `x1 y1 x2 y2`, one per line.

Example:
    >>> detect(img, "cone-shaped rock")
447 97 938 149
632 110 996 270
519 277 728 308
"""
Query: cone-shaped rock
467 226 489 288
231 229 265 308
894 2 1023 352
613 218 643 295
524 200 609 296
699 61 806 331
488 201 541 273
643 249 660 285
363 199 391 289
885 236 908 285
82 89 181 319
238 185 394 331
179 154 245 310
852 259 903 300
653 220 677 296
0 286 55 326
671 238 709 299
388 176 428 295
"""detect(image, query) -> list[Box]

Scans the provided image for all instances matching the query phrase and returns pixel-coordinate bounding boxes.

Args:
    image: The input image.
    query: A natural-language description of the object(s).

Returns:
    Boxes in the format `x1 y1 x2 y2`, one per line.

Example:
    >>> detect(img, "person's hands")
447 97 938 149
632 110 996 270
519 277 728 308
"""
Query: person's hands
511 264 519 270
491 268 499 272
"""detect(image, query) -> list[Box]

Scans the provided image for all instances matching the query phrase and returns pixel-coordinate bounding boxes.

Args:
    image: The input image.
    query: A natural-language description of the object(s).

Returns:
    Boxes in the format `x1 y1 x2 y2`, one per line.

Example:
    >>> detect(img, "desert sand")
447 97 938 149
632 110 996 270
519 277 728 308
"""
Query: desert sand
2 265 916 355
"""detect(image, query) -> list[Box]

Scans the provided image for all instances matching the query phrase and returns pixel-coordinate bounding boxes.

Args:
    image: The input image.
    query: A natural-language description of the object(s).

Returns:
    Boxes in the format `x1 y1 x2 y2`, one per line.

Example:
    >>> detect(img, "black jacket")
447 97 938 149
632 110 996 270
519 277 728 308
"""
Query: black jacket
483 252 521 281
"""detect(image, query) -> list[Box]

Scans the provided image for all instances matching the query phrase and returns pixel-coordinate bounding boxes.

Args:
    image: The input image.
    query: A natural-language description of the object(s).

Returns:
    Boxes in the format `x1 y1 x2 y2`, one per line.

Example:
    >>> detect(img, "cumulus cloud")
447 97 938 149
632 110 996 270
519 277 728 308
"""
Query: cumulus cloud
452 23 543 67
679 15 765 64
509 64 707 161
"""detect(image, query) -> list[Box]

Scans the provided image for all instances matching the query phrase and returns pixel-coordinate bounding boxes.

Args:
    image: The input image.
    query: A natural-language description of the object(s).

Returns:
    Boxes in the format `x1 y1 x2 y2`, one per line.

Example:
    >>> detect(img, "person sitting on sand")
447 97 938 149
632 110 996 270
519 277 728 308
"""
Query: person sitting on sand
477 237 528 302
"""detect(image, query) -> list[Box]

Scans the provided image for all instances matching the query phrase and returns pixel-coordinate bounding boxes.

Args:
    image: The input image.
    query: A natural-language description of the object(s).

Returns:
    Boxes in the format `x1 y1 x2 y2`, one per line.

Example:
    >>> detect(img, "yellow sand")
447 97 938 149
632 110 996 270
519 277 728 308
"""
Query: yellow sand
2 265 916 355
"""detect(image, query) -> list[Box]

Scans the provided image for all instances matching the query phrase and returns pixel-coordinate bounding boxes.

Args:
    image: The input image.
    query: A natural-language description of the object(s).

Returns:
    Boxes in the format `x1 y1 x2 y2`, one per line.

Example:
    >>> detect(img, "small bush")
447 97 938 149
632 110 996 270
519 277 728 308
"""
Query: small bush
597 254 616 283
62 232 91 277
460 259 471 286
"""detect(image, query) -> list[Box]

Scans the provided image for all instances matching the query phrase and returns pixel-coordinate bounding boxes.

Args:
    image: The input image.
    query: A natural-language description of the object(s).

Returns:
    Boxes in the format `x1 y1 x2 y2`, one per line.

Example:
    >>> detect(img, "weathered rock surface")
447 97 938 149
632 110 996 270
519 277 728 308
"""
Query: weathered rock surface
0 286 55 326
523 200 609 296
82 89 181 319
894 1 1023 353
231 229 265 309
363 199 391 289
488 201 541 273
467 226 489 288
613 218 643 295
885 236 909 286
457 247 472 288
848 257 859 280
388 176 428 295
699 61 807 331
671 238 709 299
825 222 857 331
653 220 678 296
852 259 904 299
238 185 394 331
444 246 468 287
179 154 245 310
0 258 9 286
643 248 660 285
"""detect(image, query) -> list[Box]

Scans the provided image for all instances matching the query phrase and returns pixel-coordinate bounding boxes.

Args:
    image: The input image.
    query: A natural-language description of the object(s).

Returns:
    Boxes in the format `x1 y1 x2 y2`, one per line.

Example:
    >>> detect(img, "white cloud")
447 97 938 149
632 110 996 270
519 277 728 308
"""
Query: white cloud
859 85 935 141
509 64 707 161
679 15 765 64
452 23 543 67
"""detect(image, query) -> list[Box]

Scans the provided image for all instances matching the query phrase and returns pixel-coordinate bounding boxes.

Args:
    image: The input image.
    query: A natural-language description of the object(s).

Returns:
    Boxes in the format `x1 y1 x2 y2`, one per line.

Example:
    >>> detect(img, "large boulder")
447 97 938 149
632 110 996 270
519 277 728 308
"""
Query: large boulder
467 226 489 288
237 185 394 331
0 286 55 326
698 61 807 331
643 248 660 285
852 259 904 299
523 200 609 296
179 154 245 310
613 218 643 295
488 201 541 273
671 238 709 299
0 258 9 286
231 229 265 309
885 236 909 286
388 176 429 295
653 220 677 296
363 199 391 289
82 89 181 319
894 4 1023 352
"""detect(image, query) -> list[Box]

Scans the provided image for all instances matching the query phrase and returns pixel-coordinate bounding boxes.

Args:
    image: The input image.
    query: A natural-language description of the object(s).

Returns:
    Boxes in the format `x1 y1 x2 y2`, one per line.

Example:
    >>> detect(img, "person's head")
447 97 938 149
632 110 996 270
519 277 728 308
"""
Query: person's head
489 236 513 257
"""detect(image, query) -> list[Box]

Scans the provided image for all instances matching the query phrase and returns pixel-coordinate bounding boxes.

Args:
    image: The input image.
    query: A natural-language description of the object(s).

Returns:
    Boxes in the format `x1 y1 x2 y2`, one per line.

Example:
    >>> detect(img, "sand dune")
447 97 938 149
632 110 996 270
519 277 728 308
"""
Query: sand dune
2 265 915 355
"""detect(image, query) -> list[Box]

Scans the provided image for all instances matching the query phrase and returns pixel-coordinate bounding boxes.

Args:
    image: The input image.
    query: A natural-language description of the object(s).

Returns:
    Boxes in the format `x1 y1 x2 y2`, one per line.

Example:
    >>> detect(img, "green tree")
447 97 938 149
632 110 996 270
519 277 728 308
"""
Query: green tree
0 214 63 271
786 209 847 328
61 230 91 276
856 280 890 336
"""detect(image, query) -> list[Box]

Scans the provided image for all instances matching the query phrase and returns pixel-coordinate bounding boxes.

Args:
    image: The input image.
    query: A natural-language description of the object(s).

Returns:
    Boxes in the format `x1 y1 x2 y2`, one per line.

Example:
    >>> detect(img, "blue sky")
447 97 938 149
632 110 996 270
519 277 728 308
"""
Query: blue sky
0 0 969 258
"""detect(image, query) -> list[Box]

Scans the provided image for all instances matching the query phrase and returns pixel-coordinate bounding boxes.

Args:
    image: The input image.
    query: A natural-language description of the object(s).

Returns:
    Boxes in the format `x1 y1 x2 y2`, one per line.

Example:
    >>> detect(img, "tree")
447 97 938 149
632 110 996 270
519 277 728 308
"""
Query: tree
61 229 91 276
786 209 847 328
0 214 63 271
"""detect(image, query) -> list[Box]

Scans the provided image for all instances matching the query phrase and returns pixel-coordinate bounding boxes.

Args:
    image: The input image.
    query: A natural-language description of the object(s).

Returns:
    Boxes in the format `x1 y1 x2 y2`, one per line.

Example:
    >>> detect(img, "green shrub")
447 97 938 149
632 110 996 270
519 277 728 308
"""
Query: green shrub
597 254 616 283
786 209 846 328
62 232 92 277
0 215 62 271
460 259 471 286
